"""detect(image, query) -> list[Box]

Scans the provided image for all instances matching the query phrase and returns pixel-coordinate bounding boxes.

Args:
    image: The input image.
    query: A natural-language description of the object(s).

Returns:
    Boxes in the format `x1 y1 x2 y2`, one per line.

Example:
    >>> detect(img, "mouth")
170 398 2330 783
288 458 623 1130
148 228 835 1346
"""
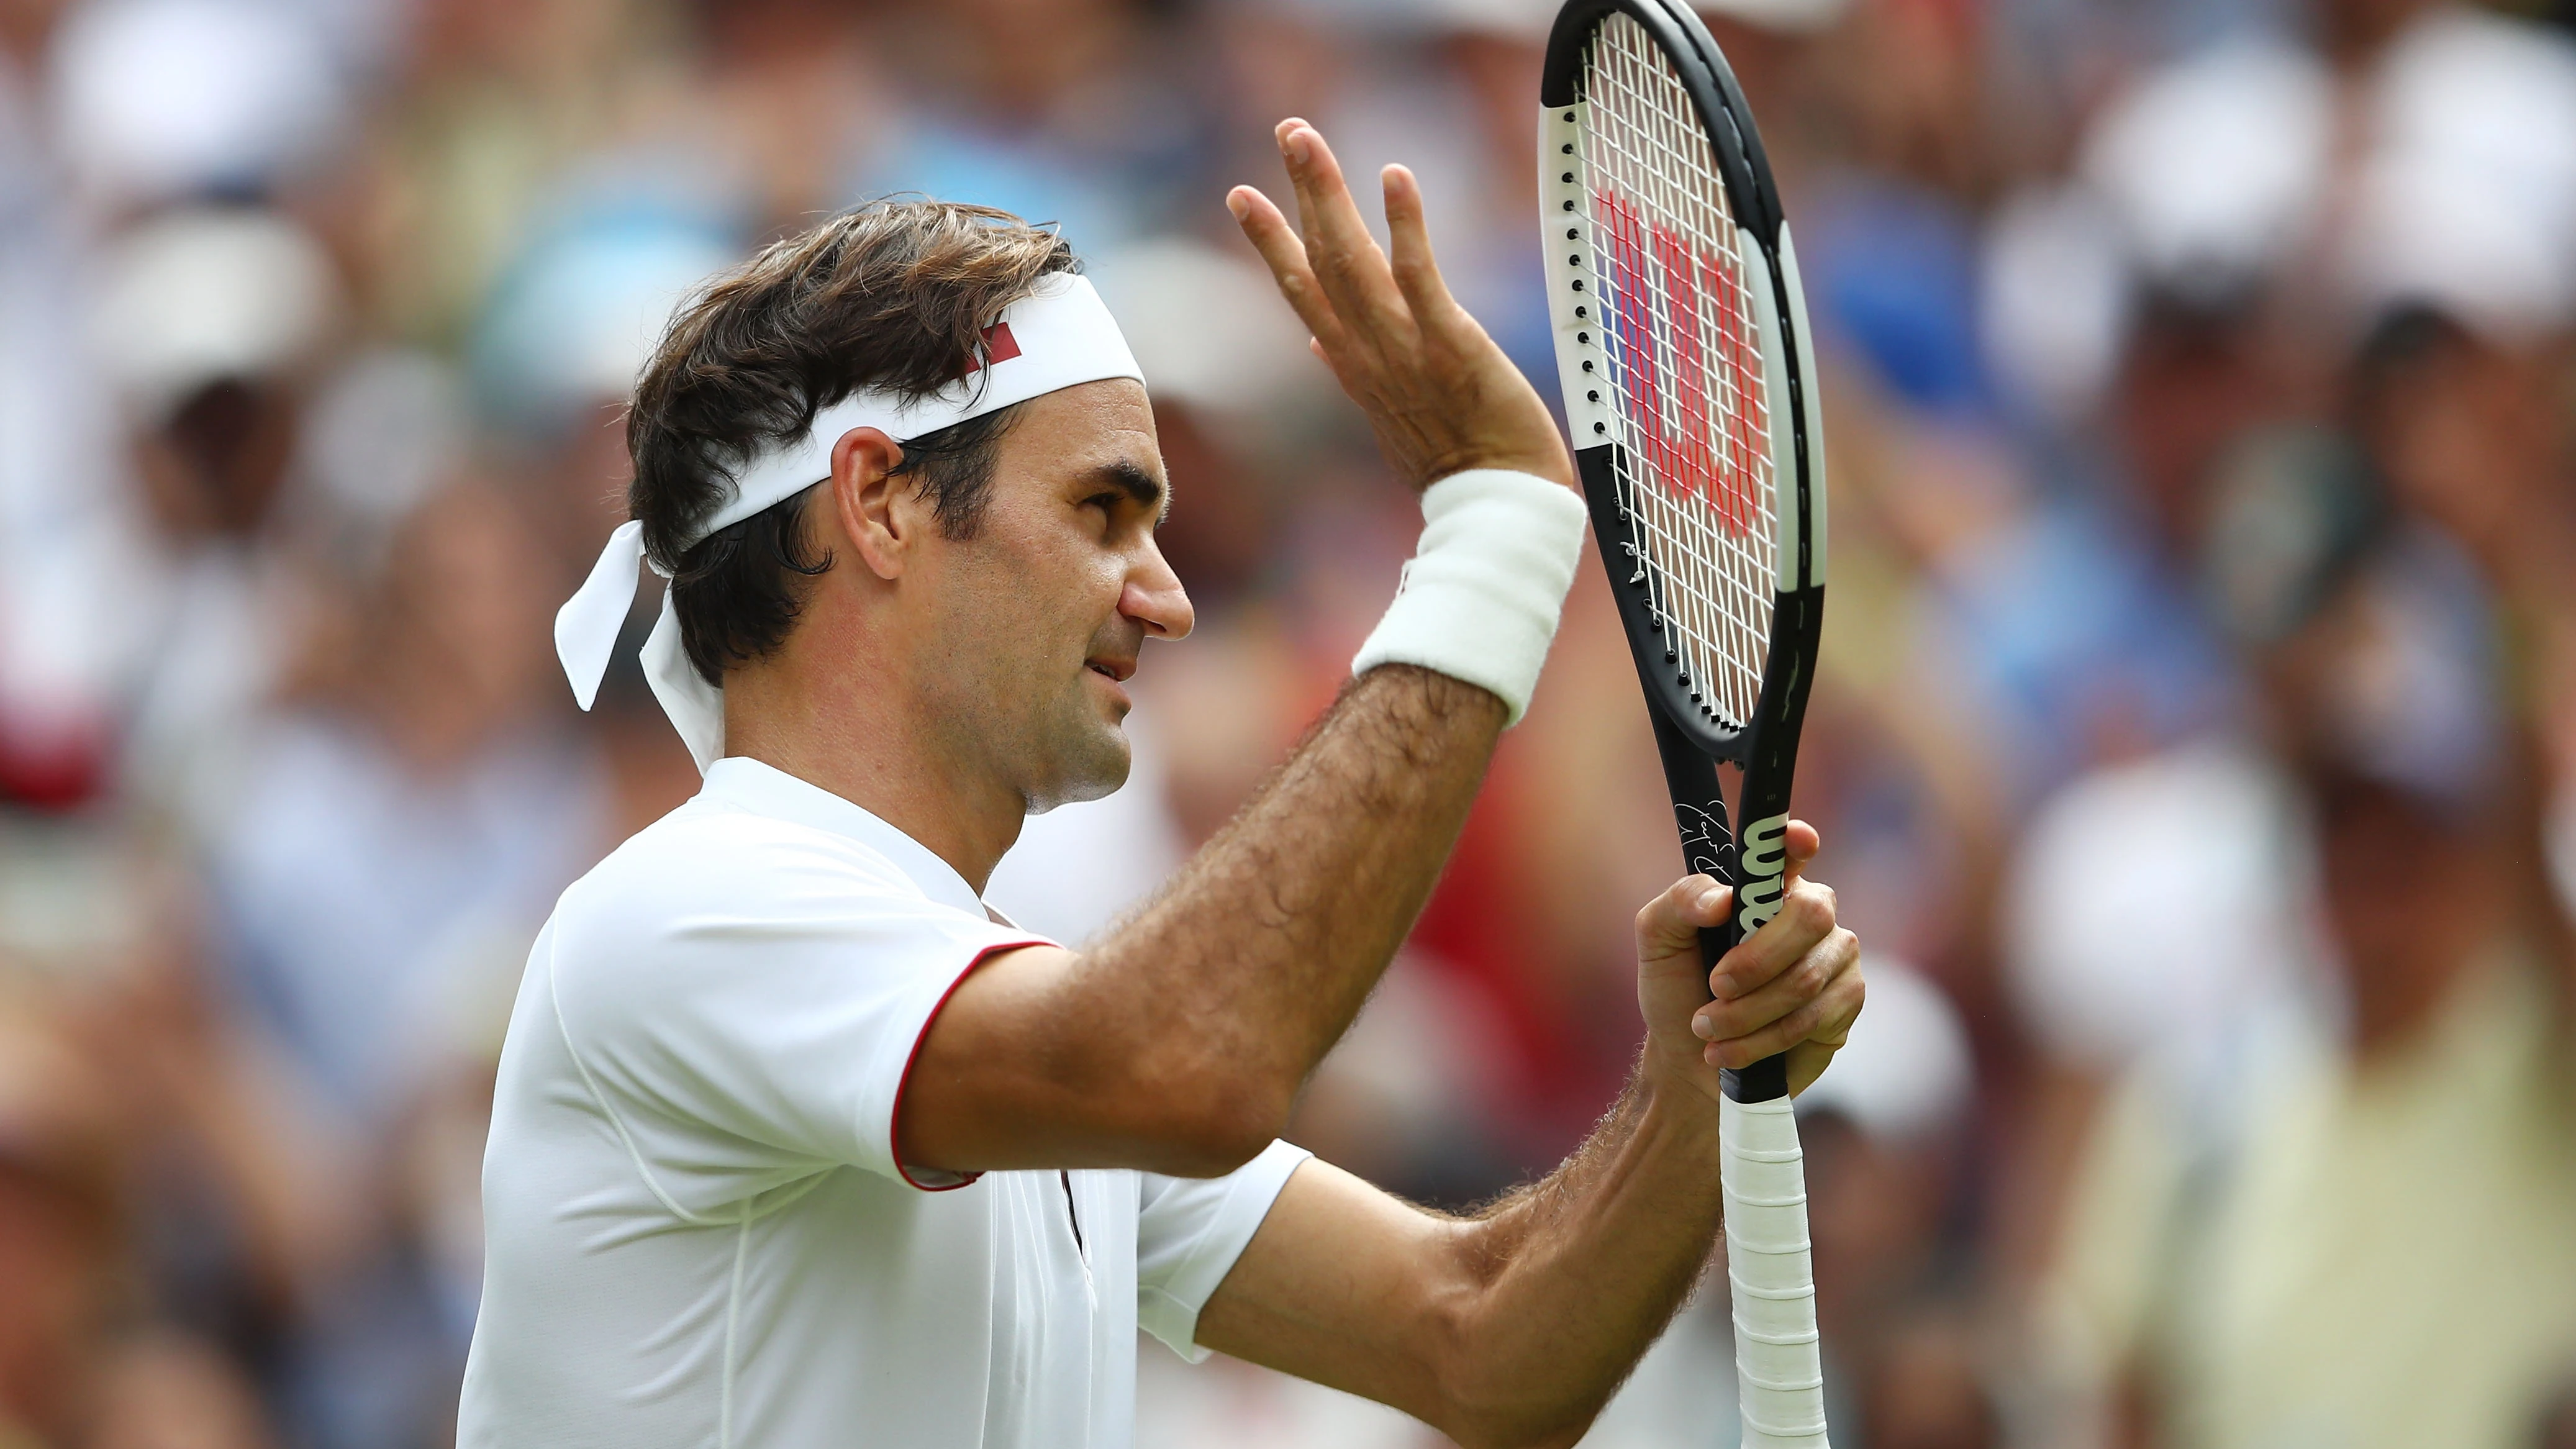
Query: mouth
1086 657 1136 684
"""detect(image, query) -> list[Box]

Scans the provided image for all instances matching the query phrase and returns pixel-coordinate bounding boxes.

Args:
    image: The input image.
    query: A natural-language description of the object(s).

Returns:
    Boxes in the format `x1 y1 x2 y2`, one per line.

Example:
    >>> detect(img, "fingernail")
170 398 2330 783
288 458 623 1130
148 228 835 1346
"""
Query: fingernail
1692 1014 1715 1040
1698 887 1726 914
1286 129 1311 162
1226 191 1249 220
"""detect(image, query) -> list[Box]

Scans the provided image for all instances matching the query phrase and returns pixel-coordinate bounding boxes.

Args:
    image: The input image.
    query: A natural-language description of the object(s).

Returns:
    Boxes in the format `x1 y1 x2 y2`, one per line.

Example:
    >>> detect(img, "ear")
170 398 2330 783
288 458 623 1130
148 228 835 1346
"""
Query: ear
826 427 910 579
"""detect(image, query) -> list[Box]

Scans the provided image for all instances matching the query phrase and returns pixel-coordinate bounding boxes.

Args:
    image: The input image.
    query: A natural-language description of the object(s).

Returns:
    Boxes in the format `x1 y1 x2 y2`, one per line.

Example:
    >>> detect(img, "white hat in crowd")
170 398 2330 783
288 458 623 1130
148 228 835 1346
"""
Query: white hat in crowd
89 206 340 419
48 0 347 206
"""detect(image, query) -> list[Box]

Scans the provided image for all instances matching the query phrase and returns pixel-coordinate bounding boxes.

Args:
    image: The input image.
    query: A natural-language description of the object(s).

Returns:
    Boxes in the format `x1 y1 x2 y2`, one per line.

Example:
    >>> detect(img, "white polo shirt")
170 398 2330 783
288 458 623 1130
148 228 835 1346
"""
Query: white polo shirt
458 757 1309 1448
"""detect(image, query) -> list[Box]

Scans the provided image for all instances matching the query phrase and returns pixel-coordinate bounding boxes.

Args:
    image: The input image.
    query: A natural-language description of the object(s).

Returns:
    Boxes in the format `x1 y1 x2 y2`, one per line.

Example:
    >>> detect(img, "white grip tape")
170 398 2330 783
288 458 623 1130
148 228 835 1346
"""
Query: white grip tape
1351 469 1589 726
1722 1094 1830 1446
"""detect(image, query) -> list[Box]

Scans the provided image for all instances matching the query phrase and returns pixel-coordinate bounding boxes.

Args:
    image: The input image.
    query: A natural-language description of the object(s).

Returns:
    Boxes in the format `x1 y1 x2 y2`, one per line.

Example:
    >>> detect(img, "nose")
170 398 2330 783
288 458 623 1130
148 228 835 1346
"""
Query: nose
1122 537 1194 642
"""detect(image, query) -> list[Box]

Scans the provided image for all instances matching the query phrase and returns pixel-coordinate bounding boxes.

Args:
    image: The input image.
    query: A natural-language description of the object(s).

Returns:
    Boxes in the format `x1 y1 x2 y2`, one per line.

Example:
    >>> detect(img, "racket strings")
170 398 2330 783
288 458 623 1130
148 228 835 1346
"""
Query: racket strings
1576 14 1779 731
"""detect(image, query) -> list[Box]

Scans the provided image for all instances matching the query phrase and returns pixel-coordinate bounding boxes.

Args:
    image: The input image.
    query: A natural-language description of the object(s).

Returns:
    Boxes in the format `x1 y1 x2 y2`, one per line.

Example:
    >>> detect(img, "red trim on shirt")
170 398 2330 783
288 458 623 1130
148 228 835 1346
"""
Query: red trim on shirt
890 937 1048 1192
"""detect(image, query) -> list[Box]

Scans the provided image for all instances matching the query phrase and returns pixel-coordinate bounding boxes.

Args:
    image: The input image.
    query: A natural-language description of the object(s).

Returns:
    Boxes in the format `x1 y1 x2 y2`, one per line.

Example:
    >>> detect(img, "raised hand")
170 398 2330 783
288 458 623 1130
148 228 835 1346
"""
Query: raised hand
1635 820 1863 1103
1228 119 1572 493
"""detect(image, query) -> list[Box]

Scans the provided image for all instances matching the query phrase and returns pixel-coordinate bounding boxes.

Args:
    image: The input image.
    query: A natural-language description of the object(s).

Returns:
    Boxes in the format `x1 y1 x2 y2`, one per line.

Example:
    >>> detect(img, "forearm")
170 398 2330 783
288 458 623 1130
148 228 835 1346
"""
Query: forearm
1200 1063 1730 1449
1430 1065 1730 1448
1081 663 1503 1122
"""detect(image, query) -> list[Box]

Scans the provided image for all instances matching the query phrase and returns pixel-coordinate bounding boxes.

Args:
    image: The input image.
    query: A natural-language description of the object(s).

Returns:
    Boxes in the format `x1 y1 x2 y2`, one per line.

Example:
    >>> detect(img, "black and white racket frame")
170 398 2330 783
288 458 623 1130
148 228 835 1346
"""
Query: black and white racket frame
1540 0 1828 1106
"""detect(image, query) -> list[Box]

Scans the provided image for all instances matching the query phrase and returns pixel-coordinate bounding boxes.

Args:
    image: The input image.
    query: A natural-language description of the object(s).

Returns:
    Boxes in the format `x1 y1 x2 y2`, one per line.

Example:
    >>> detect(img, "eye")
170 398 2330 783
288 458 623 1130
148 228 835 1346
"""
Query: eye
1082 493 1133 532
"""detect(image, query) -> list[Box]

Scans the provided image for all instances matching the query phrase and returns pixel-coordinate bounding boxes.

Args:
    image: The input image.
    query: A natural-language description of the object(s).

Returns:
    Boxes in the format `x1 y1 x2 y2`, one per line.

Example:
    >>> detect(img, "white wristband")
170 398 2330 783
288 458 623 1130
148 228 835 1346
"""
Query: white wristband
1351 468 1589 725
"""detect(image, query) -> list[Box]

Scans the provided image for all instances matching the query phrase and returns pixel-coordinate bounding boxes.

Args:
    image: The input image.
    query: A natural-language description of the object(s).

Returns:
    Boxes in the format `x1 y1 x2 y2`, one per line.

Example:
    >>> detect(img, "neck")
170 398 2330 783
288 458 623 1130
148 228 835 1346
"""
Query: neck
721 649 1025 894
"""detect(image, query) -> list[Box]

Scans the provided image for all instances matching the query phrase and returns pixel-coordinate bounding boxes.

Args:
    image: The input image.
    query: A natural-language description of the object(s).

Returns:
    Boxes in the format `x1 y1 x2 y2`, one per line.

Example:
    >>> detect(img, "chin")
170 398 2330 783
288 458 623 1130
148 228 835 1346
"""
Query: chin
1023 722 1133 814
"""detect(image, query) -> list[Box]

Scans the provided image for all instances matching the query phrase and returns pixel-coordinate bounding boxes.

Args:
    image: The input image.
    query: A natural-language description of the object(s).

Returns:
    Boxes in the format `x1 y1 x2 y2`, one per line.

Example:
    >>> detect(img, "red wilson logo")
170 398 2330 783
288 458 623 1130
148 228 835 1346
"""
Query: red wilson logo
1593 190 1764 534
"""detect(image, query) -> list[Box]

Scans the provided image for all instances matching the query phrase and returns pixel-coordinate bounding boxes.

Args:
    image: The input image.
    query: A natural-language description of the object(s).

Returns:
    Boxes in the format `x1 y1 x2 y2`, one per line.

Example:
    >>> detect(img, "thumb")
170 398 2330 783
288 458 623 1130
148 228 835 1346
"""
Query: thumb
1637 874 1731 958
1780 819 1821 889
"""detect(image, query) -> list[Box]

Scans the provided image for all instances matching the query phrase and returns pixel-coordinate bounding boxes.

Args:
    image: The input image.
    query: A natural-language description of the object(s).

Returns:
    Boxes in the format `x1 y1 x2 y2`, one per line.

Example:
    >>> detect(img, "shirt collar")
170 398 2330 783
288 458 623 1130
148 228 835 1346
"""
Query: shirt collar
697 756 988 918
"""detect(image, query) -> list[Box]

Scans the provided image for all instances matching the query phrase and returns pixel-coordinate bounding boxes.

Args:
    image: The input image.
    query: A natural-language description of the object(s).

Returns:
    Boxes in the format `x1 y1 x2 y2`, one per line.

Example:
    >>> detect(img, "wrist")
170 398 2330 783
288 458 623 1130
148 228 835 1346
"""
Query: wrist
1350 469 1590 725
1410 446 1574 493
1634 1050 1730 1145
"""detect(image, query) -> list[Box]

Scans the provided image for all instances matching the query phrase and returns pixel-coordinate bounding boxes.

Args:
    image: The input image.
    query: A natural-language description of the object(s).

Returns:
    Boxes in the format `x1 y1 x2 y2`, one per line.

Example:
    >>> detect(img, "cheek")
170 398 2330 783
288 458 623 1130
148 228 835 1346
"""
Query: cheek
953 525 1120 658
1013 527 1128 624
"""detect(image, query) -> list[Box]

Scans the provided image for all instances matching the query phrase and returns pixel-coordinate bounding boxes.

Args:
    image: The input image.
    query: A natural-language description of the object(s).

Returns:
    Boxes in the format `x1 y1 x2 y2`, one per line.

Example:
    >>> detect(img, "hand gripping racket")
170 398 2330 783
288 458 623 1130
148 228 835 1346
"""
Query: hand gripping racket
1538 3 1830 1443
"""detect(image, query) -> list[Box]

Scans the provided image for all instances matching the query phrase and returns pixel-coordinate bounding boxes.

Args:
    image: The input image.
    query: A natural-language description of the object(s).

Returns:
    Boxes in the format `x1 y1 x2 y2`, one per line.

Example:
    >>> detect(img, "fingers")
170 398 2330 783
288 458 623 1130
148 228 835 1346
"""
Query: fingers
1689 871 1841 1053
1784 961 1866 1096
1694 925 1862 1070
1380 164 1456 325
1635 874 1731 959
1230 116 1571 491
1228 185 1348 355
1274 119 1410 340
1706 876 1838 1002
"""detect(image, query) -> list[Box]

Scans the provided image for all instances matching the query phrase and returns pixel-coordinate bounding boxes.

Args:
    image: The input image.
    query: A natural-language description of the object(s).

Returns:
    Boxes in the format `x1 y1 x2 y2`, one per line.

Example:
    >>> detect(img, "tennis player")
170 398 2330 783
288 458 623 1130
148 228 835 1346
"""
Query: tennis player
461 120 1862 1449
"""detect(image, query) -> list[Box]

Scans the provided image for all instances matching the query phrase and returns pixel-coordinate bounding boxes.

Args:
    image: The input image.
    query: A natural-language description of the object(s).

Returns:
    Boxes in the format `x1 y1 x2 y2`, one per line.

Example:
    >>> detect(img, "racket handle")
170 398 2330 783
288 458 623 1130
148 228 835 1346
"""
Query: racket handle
1721 1050 1790 1104
1721 1094 1829 1447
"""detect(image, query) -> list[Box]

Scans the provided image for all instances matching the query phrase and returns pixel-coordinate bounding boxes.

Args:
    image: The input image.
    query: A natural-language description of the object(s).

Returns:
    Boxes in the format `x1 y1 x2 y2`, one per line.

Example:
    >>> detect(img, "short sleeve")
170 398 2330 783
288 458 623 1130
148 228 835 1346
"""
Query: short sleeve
546 817 1046 1201
1135 1140 1312 1361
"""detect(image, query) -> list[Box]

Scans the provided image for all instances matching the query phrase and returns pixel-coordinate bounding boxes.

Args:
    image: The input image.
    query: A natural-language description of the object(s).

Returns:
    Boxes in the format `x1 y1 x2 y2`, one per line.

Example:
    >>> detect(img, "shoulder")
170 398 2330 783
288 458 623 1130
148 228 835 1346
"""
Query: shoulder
543 790 1046 999
564 795 926 930
520 794 1047 1174
541 797 964 1017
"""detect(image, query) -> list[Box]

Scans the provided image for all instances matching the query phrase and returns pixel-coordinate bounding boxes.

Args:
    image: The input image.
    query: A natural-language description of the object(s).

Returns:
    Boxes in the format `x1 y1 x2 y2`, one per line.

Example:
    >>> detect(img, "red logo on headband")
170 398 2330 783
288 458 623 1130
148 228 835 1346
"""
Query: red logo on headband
969 321 1021 375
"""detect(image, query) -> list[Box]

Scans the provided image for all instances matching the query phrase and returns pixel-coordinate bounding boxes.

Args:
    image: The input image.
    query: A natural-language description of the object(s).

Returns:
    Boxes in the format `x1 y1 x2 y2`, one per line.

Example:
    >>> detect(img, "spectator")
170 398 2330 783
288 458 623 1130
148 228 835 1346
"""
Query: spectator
2038 505 2576 1449
88 206 344 825
194 478 605 1448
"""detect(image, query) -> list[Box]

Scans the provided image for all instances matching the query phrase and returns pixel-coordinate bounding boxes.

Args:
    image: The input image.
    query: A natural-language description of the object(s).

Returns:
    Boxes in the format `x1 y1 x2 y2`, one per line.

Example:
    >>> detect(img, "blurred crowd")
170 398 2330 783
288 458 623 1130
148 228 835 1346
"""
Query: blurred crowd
2 0 2575 1445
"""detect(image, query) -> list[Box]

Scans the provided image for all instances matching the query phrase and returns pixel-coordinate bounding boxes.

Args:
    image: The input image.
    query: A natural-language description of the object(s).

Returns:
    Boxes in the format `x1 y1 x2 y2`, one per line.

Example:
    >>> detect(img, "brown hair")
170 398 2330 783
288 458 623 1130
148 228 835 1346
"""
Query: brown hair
627 199 1076 686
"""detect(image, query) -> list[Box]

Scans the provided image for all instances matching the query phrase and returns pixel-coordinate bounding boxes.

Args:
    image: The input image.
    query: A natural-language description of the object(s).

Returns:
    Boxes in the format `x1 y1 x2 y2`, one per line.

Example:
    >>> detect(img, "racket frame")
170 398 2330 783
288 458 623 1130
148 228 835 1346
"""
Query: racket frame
1540 14 1837 1443
1539 0 1827 1107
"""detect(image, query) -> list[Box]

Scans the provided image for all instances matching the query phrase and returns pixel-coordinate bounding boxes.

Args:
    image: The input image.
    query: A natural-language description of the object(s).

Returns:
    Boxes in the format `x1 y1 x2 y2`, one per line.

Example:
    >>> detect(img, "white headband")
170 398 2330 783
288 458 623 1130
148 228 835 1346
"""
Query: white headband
553 271 1145 773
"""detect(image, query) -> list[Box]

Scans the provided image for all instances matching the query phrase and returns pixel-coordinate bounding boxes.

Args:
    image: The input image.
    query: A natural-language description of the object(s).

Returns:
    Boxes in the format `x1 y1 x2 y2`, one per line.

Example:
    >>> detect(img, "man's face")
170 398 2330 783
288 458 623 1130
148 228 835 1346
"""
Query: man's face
910 379 1190 812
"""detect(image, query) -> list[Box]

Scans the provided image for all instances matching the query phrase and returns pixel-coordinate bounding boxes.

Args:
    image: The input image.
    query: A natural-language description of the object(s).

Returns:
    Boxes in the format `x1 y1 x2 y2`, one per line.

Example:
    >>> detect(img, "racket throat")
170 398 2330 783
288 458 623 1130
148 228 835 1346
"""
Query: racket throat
1648 702 1735 891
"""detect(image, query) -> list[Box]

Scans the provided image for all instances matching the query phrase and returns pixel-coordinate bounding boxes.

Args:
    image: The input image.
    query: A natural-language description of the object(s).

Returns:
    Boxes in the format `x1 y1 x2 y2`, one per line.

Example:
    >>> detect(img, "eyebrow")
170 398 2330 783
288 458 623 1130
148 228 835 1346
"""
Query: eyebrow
1089 458 1170 525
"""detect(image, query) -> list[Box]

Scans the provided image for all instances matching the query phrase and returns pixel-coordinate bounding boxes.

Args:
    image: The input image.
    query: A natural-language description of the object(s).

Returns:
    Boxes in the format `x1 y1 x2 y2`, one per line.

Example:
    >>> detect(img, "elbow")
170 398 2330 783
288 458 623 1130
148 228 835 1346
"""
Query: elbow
1156 1071 1295 1176
1425 1308 1610 1449
1112 1047 1296 1177
1444 1403 1603 1449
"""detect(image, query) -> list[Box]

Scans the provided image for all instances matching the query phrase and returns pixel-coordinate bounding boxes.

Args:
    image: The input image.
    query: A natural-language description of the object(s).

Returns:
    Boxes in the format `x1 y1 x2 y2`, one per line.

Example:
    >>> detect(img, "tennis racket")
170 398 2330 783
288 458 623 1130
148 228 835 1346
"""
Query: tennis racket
1538 3 1830 1444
